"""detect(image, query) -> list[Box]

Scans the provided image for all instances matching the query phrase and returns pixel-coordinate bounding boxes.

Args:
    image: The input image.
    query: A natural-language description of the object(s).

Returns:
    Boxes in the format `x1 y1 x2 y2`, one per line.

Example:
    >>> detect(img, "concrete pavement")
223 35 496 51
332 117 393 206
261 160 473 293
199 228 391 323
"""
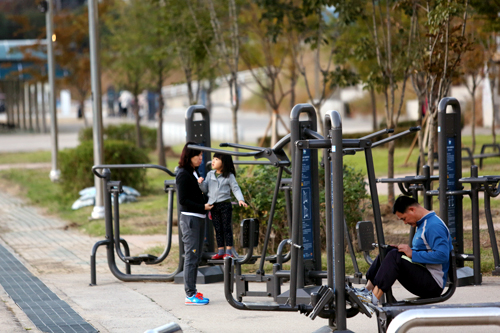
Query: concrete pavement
1 185 500 332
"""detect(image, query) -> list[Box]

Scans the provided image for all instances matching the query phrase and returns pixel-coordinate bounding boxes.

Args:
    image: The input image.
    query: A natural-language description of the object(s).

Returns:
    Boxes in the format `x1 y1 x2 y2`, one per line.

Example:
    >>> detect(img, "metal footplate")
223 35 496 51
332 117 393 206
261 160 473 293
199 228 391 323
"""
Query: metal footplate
309 286 334 320
345 287 373 318
123 254 158 265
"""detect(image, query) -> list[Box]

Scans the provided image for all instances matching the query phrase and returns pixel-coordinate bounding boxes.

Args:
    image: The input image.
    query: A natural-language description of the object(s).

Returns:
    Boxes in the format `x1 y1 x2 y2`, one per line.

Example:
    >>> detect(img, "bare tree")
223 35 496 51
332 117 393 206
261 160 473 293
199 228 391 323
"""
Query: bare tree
361 0 416 204
412 0 471 175
188 0 241 146
239 4 293 146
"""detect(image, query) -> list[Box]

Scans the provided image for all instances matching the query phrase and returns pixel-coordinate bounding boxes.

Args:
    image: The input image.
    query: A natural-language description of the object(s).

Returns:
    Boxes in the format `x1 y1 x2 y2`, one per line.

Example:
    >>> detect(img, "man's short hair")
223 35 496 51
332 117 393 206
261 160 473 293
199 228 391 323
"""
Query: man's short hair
393 196 419 214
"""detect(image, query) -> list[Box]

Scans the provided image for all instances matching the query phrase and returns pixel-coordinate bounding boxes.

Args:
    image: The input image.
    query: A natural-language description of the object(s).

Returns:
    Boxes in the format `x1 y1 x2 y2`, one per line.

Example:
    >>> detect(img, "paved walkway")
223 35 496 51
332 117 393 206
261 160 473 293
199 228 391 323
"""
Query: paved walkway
1 183 500 332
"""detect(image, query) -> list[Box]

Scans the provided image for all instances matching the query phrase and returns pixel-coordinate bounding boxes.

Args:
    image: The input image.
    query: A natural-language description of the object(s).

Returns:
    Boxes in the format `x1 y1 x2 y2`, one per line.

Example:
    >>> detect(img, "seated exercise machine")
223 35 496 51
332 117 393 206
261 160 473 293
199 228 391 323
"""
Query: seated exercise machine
223 100 500 333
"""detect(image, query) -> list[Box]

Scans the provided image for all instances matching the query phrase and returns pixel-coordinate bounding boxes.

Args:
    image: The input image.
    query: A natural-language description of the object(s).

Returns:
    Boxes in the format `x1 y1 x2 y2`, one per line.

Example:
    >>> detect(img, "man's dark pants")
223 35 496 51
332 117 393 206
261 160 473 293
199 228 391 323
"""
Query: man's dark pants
180 214 205 297
366 248 442 299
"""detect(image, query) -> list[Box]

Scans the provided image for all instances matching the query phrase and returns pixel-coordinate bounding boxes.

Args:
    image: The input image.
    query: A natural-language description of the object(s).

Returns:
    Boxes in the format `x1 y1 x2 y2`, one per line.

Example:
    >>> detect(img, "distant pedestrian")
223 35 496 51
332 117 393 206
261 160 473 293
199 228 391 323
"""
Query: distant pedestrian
118 90 133 117
147 90 157 121
198 153 247 259
107 85 116 117
176 142 213 306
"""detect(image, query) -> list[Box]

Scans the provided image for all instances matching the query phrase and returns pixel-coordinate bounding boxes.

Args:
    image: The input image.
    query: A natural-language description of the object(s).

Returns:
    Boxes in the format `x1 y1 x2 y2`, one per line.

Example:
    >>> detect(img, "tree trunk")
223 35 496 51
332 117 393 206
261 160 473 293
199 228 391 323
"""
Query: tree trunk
290 68 297 110
417 95 426 173
133 95 143 148
206 78 214 114
427 115 437 175
370 87 377 131
157 67 166 167
313 102 325 136
491 76 497 144
231 78 240 145
80 100 88 127
231 104 239 144
387 139 395 205
471 90 476 154
271 110 278 147
186 68 194 105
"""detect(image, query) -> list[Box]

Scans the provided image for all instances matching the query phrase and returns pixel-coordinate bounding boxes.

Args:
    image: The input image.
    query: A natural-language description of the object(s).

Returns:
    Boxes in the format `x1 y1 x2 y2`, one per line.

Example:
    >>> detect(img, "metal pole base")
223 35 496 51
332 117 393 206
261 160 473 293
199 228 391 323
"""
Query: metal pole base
90 205 105 220
276 286 322 305
145 322 182 333
174 265 223 284
457 267 481 286
49 169 60 182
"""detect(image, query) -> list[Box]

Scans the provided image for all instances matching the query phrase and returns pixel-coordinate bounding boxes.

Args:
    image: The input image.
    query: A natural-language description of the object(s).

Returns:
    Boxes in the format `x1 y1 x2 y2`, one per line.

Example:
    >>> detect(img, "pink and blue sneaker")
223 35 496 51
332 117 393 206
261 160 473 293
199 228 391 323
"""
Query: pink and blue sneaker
185 292 209 305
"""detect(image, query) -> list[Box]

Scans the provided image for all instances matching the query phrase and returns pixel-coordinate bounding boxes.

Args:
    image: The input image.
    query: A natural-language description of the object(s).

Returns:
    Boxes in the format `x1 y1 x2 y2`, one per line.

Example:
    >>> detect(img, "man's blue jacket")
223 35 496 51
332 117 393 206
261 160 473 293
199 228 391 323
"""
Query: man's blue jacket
411 211 453 289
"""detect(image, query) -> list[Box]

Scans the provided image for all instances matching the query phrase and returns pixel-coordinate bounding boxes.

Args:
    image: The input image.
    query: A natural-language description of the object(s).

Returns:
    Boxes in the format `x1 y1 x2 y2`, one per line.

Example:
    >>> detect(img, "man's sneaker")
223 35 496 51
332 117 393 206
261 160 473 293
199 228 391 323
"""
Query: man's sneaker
353 288 377 305
352 288 376 316
185 292 209 305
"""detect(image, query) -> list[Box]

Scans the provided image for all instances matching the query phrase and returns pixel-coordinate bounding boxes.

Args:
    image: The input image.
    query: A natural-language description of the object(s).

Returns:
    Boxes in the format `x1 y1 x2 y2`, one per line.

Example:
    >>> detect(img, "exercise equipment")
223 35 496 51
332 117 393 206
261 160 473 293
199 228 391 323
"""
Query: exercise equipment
90 164 179 285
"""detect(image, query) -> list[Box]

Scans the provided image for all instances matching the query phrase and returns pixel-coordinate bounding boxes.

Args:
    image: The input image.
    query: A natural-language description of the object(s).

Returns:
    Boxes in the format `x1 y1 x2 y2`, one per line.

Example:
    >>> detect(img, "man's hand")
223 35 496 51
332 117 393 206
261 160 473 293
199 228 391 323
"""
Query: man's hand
397 244 412 258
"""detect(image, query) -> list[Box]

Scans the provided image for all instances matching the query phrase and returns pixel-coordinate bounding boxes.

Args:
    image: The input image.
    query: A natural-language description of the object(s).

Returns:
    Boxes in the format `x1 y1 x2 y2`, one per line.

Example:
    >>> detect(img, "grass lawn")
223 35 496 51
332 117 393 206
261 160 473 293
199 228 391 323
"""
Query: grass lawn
0 151 52 164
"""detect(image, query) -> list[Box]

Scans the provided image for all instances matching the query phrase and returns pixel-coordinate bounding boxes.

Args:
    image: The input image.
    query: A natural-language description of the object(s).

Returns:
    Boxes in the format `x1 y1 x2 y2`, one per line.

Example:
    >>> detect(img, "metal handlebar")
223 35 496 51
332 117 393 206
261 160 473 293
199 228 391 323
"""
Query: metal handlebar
360 128 394 141
92 164 175 178
371 126 421 148
188 144 264 157
219 142 267 152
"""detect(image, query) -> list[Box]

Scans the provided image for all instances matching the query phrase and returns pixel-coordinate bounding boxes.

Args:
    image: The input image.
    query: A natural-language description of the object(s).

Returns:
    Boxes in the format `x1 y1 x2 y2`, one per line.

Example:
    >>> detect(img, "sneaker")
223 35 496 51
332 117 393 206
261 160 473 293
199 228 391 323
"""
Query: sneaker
222 254 234 259
196 292 209 302
353 288 377 305
352 288 376 316
185 293 209 305
211 253 224 260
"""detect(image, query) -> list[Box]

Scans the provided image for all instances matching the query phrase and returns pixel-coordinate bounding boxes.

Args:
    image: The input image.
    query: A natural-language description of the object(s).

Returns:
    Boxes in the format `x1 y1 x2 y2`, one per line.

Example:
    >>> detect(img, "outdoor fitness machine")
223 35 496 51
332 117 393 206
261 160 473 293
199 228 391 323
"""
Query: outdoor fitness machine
376 97 500 286
90 164 179 285
222 104 439 332
89 105 221 285
223 108 375 331
227 104 367 306
89 105 288 285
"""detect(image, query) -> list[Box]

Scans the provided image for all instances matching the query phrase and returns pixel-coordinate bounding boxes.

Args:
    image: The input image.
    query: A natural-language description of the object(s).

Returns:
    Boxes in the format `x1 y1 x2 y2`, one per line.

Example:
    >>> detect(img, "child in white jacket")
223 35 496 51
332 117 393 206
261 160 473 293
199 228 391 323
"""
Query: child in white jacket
198 153 248 259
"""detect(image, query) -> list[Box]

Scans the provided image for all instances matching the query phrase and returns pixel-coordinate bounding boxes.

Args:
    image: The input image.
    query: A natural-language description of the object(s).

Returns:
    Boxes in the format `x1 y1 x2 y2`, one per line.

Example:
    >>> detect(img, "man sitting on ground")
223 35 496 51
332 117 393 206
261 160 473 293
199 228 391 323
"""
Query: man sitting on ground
359 196 452 305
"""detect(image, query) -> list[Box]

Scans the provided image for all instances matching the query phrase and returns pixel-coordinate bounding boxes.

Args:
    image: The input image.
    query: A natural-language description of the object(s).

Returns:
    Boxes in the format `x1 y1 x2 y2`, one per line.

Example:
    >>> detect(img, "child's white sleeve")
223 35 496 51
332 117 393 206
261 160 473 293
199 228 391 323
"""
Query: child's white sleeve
229 174 244 202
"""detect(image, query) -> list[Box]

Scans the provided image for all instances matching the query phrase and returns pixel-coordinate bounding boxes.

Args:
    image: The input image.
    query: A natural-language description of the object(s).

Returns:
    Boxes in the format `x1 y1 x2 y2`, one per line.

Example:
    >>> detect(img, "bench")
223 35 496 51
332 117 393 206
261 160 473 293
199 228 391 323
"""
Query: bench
474 143 500 169
416 150 473 175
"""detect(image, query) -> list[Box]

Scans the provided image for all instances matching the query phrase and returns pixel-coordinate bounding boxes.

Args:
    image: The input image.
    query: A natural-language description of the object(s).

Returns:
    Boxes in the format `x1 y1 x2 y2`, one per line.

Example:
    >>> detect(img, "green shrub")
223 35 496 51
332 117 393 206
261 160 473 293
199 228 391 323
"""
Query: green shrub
232 166 288 252
316 164 370 251
79 124 157 151
59 140 150 196
232 163 369 253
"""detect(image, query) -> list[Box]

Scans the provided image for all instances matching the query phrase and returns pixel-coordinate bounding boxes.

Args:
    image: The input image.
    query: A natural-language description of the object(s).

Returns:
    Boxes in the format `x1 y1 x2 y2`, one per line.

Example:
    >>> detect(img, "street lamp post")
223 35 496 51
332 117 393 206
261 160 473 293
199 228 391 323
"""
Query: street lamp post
44 0 60 182
88 0 105 220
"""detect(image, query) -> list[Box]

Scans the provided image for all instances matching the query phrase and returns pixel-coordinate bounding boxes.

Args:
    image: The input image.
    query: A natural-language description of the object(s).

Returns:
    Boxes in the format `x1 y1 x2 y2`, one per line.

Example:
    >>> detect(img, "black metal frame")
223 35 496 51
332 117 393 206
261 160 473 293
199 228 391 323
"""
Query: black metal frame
221 99 500 333
90 164 180 285
459 169 500 276
186 138 294 300
222 108 389 331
